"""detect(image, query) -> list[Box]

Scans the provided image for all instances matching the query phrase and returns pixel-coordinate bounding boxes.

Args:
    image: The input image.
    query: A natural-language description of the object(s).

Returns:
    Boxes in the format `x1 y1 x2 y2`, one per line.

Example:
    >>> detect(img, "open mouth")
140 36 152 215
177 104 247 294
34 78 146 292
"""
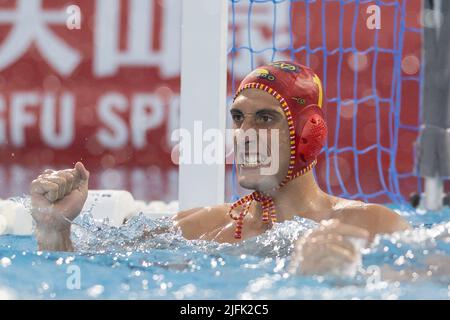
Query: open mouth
237 153 271 169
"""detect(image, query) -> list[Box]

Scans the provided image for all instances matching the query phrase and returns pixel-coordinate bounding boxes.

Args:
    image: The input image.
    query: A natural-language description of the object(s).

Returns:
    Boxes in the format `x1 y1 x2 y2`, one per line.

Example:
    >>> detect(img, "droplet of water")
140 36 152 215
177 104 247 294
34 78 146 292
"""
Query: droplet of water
1 257 11 268
87 285 104 298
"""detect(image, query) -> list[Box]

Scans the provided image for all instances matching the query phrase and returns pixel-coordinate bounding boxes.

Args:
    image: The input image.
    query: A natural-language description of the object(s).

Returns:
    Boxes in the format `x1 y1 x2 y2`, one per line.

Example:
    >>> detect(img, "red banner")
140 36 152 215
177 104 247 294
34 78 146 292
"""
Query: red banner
0 0 182 200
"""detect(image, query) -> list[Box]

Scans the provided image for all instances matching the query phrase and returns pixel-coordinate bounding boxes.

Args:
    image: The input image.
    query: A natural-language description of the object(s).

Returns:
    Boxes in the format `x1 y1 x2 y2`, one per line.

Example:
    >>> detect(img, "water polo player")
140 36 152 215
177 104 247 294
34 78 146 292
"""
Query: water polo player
29 61 410 275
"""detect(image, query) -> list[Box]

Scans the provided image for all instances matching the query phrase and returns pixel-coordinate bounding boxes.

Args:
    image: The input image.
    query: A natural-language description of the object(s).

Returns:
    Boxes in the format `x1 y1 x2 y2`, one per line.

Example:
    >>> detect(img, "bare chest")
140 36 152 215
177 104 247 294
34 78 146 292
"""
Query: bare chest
199 219 269 244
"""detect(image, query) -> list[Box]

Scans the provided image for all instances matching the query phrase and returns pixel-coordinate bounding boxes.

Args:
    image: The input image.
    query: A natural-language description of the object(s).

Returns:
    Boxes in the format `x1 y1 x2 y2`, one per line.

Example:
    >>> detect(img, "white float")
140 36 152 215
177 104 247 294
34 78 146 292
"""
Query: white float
0 190 179 236
82 190 139 227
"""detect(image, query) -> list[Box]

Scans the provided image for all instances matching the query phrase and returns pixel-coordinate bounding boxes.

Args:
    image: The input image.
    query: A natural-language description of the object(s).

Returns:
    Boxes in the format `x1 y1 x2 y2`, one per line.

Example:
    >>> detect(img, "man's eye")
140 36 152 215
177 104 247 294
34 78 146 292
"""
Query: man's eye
232 114 243 122
258 114 273 123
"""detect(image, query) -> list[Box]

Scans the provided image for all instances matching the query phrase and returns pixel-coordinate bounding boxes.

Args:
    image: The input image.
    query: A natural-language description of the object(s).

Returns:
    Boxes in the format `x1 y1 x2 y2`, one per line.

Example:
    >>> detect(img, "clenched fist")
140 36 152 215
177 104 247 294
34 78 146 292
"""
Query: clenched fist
30 162 90 232
289 219 369 277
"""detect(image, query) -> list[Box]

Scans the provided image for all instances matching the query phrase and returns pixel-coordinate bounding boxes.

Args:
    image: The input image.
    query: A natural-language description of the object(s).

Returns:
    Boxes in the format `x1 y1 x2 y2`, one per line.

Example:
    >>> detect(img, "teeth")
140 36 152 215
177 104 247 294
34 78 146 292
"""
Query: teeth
242 163 259 168
259 155 268 164
240 154 270 168
247 154 258 163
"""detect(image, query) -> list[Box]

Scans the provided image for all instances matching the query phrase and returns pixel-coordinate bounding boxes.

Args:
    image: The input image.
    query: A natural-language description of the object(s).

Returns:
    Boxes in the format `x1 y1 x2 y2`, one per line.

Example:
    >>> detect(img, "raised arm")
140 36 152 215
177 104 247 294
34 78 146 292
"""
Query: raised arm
30 162 90 252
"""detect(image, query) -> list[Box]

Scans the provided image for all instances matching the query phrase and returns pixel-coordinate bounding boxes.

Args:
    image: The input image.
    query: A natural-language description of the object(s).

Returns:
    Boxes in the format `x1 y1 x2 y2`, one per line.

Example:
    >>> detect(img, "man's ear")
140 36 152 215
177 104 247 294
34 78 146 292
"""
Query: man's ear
295 105 327 164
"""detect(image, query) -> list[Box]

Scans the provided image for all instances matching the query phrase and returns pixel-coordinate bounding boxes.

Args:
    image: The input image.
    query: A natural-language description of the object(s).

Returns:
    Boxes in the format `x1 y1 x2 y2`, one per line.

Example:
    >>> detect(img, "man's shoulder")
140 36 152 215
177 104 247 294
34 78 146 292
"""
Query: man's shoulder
173 203 233 239
174 203 232 222
330 199 410 236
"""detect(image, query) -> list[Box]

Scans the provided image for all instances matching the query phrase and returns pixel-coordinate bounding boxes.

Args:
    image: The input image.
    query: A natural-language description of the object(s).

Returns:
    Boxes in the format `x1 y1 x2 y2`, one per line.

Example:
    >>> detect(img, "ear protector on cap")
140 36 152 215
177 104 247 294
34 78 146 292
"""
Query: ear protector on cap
295 105 327 166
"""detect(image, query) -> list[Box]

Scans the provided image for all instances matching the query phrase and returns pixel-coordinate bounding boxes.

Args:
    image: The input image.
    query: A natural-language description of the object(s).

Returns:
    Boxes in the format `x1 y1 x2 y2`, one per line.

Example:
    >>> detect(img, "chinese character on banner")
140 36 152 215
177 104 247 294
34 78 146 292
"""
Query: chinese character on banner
94 0 180 78
0 0 181 78
0 0 81 76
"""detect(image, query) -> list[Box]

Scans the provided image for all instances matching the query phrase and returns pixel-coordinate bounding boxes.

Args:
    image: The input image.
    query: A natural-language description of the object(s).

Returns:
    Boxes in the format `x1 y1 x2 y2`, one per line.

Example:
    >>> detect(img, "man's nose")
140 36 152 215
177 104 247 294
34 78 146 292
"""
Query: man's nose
235 127 258 152
239 115 255 132
234 134 257 154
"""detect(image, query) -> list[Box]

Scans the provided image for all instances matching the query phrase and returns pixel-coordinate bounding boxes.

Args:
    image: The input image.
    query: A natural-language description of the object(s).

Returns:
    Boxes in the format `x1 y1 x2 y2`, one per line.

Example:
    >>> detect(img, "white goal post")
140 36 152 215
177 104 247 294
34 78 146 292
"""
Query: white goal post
178 0 228 210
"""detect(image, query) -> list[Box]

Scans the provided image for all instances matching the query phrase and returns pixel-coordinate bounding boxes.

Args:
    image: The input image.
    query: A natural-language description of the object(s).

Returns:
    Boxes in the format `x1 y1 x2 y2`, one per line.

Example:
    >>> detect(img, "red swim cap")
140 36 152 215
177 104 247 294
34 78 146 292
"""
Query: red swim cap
229 61 327 239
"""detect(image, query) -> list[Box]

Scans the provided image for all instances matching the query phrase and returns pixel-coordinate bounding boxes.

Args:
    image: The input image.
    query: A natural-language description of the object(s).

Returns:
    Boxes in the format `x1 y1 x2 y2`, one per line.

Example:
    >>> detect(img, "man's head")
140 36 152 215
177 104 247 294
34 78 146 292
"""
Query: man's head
230 61 327 192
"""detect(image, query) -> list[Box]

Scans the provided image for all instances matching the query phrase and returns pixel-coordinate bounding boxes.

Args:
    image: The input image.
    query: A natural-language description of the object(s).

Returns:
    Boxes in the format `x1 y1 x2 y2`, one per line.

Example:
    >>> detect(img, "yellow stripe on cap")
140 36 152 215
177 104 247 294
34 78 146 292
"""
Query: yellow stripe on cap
312 74 323 108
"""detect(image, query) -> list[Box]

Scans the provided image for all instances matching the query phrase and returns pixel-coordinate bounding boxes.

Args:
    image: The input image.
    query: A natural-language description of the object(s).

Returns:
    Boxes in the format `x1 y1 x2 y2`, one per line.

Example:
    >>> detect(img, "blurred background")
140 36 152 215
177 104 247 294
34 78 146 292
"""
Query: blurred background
0 0 446 204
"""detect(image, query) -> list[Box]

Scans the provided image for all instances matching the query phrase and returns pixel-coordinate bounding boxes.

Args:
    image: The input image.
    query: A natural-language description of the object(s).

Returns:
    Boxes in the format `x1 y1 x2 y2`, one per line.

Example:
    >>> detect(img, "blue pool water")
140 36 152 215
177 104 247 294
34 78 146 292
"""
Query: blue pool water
0 202 449 299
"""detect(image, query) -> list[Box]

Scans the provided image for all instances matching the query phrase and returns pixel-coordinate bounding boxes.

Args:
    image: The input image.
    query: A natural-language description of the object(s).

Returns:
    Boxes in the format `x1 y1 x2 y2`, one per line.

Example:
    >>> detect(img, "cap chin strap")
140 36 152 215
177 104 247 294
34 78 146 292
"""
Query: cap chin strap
228 159 317 239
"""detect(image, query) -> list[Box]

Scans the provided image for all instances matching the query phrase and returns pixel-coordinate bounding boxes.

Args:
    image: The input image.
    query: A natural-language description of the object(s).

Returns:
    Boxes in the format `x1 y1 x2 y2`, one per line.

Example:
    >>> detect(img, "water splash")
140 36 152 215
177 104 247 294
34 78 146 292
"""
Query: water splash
71 211 317 258
1 200 450 299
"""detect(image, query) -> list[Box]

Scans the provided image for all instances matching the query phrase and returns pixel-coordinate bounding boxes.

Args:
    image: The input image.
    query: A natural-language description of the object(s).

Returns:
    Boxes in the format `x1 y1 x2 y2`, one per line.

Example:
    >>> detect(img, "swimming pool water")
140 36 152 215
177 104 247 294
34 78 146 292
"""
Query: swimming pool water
0 203 449 299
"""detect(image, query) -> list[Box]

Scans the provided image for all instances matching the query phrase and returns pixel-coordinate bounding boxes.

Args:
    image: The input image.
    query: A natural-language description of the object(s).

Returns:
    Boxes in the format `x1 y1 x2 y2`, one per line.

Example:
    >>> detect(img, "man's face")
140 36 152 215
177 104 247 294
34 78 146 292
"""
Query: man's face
230 89 291 191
